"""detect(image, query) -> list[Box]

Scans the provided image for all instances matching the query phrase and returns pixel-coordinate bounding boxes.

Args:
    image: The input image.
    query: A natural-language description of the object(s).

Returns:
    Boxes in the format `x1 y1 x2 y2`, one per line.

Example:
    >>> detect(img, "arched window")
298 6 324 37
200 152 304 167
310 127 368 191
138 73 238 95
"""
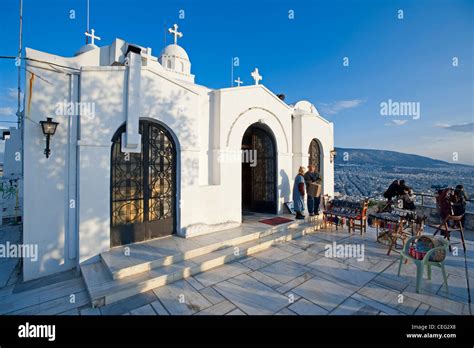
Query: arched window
166 60 172 69
308 138 322 173
180 61 185 72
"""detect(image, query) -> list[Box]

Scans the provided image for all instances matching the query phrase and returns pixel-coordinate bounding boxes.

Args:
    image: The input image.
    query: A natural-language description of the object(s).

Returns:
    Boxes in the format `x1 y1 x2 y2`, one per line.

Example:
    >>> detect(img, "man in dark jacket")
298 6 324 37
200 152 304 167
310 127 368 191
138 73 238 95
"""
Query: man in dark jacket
453 184 468 226
384 180 401 200
304 165 321 216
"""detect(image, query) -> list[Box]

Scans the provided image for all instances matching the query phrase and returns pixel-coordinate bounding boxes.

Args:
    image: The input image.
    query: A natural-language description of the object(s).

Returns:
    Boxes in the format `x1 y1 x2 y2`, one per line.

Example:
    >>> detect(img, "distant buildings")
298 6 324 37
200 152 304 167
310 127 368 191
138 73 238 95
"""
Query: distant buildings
335 164 473 211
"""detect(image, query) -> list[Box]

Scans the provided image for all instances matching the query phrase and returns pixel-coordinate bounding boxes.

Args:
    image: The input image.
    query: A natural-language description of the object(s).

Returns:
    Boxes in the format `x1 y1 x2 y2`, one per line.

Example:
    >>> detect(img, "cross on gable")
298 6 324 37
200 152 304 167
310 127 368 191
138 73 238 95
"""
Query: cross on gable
168 24 183 45
85 29 101 45
234 77 243 87
251 68 262 85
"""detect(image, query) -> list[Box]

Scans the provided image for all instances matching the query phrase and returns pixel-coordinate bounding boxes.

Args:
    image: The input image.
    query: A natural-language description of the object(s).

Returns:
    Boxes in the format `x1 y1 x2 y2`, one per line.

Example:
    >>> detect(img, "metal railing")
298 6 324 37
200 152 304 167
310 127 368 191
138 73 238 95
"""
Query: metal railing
413 192 474 213
0 177 20 201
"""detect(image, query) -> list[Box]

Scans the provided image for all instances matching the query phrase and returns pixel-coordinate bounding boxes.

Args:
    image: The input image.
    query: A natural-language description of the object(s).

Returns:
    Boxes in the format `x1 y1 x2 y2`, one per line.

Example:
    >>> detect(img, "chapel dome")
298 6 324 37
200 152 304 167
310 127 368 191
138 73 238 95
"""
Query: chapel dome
294 100 320 116
158 43 192 78
160 44 189 61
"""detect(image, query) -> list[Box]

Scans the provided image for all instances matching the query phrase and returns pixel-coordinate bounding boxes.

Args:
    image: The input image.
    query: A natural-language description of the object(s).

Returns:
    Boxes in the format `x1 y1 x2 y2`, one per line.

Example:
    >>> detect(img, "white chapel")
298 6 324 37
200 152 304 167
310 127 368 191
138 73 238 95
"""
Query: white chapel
20 25 334 280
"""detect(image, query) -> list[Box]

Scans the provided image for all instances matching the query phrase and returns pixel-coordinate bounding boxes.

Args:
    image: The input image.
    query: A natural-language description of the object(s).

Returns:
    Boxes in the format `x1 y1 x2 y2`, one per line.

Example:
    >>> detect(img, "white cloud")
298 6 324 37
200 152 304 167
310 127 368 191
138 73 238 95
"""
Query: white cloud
0 107 15 116
318 99 365 115
398 132 474 165
7 88 17 99
434 122 473 133
385 119 408 126
3 88 23 101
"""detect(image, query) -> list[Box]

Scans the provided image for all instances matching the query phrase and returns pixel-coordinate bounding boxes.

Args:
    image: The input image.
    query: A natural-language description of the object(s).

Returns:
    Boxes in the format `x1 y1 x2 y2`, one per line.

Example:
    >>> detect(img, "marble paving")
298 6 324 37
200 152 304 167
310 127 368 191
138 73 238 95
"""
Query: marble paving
1 222 473 315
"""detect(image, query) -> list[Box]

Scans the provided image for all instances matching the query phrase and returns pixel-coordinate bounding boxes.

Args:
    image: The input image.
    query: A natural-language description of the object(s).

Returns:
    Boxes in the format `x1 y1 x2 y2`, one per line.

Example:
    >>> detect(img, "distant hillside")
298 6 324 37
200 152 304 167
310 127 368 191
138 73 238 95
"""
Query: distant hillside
334 147 469 168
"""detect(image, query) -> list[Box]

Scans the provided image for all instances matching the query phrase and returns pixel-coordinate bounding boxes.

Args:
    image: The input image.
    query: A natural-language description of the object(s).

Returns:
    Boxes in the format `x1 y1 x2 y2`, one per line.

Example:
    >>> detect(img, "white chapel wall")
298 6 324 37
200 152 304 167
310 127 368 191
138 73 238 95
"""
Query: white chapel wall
292 112 335 199
216 85 293 215
23 50 79 280
21 41 336 279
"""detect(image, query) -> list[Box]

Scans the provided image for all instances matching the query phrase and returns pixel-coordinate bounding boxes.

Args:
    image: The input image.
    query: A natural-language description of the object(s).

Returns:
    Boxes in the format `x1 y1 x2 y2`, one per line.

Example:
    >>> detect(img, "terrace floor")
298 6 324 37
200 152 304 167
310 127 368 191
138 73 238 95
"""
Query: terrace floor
1 219 473 316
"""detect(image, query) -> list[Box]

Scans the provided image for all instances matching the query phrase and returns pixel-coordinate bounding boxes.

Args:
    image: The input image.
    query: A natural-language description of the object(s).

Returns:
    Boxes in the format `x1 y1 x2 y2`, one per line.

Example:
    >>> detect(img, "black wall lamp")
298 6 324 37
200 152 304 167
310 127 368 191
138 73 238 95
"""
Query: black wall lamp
39 117 59 158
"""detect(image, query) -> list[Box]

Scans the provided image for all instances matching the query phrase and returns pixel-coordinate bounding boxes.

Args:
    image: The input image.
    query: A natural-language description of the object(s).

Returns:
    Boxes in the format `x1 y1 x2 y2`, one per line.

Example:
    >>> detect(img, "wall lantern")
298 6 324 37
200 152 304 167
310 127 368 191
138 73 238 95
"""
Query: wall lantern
330 149 337 163
39 117 59 158
1 130 11 140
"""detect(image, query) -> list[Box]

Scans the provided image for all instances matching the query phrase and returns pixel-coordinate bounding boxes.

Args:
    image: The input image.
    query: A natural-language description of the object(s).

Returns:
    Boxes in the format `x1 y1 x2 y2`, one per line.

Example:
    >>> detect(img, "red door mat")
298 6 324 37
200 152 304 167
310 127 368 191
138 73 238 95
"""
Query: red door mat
259 217 294 226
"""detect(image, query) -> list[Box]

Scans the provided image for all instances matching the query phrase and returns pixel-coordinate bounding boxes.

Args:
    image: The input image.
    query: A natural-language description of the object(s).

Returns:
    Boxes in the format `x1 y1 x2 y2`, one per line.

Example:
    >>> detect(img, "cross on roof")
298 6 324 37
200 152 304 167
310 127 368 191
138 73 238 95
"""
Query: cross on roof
251 68 262 85
234 77 243 87
85 29 101 45
168 24 183 45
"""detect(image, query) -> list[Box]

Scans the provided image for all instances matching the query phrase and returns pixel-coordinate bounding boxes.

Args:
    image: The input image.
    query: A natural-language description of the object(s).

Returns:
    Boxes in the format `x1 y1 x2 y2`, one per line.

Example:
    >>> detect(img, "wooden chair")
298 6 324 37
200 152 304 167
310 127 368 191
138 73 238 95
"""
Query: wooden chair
433 215 466 253
348 201 369 234
385 214 424 256
387 221 410 256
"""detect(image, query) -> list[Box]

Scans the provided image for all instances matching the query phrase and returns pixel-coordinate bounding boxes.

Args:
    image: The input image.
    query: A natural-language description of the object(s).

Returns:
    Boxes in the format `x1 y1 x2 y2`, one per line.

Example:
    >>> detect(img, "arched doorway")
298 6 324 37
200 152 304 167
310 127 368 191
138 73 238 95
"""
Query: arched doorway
110 120 176 247
308 138 322 173
241 123 277 214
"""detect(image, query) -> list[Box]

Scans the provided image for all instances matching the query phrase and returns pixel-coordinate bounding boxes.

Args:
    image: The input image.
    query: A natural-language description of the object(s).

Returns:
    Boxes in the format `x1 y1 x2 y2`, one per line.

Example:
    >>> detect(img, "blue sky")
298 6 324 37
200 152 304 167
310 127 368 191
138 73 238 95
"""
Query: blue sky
0 0 473 164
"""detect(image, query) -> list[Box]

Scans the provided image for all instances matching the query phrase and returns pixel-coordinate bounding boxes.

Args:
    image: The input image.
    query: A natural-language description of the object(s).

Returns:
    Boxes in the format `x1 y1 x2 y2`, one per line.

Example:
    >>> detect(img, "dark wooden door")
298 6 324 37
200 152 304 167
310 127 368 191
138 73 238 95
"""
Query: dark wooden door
241 125 277 214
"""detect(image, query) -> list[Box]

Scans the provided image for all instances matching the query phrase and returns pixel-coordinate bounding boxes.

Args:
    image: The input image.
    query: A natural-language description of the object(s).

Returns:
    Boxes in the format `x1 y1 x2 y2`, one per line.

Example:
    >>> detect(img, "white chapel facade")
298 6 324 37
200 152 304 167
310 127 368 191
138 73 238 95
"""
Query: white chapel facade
21 26 334 280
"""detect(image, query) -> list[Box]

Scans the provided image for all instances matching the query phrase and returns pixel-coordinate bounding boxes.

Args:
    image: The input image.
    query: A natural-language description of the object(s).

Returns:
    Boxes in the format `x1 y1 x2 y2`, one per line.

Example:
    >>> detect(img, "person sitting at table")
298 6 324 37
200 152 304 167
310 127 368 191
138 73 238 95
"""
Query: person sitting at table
384 180 401 200
436 188 454 237
401 186 416 210
399 180 408 194
452 184 468 226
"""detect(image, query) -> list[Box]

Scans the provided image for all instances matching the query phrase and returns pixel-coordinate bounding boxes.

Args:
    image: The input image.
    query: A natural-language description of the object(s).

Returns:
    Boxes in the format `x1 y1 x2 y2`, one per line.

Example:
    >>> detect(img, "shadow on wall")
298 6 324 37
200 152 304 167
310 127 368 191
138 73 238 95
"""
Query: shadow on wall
28 67 202 272
140 76 199 186
78 73 202 250
279 169 290 203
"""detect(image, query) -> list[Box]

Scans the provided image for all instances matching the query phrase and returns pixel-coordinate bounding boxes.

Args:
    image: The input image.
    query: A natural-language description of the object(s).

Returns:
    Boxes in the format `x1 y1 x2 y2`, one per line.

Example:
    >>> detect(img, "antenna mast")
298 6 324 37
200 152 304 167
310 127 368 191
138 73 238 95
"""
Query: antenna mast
16 0 23 129
86 0 90 44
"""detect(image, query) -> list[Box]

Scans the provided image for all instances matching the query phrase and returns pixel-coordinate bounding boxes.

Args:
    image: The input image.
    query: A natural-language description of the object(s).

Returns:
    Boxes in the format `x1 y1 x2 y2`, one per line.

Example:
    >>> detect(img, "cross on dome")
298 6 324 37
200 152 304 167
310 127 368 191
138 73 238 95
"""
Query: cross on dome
168 24 183 45
85 29 101 45
251 68 262 85
234 77 243 87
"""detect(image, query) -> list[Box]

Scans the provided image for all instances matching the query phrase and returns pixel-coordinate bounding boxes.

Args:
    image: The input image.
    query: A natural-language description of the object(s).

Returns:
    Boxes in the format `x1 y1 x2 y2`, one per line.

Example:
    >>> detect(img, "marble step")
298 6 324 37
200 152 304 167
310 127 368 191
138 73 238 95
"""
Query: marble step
81 222 318 307
101 218 315 280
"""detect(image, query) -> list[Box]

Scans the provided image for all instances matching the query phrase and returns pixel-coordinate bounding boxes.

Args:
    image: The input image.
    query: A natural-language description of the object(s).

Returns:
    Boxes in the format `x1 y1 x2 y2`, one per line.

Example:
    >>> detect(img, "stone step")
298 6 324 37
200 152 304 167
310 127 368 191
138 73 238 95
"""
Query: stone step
81 221 319 307
101 219 310 280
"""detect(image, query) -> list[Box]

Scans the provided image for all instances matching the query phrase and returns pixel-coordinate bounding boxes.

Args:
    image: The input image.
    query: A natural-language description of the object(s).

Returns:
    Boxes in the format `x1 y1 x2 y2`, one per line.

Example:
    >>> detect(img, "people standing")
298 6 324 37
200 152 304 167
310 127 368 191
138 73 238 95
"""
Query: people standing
304 165 321 216
293 166 306 220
